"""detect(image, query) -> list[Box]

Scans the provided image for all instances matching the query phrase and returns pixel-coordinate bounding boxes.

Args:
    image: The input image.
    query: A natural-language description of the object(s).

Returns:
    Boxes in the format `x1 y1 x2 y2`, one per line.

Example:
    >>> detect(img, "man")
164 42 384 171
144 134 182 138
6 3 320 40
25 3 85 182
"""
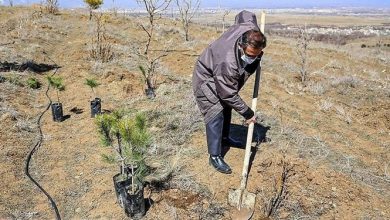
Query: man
192 10 266 174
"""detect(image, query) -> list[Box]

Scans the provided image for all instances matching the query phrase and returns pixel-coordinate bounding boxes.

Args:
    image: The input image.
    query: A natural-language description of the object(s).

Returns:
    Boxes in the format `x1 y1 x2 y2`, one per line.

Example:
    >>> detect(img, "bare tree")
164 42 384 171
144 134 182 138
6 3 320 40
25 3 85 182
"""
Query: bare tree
221 9 231 33
132 40 171 98
45 0 59 14
8 0 14 7
296 25 311 84
136 0 172 55
134 0 172 98
137 52 168 98
175 0 200 41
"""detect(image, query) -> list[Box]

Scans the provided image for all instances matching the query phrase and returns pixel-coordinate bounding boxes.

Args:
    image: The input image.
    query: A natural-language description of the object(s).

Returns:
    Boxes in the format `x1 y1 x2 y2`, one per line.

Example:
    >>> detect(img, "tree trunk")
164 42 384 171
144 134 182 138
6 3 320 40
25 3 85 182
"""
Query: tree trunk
185 23 189 41
145 78 155 99
144 15 154 55
56 90 60 103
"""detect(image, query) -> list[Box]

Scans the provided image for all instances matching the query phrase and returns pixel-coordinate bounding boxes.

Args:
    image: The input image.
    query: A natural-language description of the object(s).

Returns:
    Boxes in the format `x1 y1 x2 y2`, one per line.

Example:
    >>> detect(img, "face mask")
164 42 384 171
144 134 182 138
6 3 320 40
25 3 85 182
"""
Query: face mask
241 54 257 64
240 47 257 64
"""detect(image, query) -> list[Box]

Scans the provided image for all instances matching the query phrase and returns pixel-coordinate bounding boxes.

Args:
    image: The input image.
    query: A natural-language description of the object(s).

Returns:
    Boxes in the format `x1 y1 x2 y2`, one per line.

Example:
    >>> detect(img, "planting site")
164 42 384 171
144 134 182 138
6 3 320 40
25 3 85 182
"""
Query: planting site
0 3 389 220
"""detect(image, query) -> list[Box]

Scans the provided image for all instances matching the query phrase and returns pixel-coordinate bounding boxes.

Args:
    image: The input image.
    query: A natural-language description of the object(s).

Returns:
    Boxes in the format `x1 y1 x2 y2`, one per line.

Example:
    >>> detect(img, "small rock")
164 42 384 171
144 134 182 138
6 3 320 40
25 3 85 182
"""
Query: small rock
75 208 81 213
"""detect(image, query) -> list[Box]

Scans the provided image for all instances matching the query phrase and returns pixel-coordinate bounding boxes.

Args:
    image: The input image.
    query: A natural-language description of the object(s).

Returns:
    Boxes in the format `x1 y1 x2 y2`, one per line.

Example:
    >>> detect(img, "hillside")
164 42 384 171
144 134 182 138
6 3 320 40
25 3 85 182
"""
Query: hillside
0 6 389 219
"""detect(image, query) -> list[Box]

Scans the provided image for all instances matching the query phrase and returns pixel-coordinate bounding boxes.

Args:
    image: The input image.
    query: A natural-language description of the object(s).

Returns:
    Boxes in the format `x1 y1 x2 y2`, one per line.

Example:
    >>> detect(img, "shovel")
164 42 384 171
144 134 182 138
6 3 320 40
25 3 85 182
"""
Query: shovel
228 12 266 220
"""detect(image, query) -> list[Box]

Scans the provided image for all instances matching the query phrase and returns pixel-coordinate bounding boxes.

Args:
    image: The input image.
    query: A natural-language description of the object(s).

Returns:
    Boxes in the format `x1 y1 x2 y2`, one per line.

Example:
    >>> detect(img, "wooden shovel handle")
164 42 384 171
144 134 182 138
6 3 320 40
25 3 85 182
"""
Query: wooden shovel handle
240 64 261 190
239 11 265 191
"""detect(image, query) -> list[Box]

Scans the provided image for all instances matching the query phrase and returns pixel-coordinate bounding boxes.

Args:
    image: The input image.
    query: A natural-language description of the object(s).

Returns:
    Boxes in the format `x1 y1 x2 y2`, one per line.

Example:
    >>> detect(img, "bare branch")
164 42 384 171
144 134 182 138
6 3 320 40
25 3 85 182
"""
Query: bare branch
176 0 201 41
136 0 172 54
139 24 152 38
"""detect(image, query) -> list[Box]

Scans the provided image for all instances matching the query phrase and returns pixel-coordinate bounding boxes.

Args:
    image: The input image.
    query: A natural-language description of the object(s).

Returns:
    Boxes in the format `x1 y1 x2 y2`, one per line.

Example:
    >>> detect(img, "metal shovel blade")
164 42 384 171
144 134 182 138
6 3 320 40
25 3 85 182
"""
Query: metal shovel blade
230 207 254 220
228 189 256 220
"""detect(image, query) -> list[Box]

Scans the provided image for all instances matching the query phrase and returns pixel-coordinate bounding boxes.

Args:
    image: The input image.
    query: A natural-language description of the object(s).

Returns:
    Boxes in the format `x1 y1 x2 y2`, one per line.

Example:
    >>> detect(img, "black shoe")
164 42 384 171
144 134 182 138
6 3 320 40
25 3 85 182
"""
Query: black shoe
222 137 244 148
209 155 232 174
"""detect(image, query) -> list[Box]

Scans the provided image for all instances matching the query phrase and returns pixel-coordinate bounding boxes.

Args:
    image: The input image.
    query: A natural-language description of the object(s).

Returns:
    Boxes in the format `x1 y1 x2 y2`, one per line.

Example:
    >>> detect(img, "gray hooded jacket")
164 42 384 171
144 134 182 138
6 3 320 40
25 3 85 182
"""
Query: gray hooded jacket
192 10 262 123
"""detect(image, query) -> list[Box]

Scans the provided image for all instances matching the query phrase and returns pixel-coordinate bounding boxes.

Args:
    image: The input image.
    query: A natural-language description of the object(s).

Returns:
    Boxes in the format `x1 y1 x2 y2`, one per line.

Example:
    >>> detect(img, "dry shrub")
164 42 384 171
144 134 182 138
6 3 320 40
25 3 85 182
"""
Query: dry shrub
89 13 114 63
296 25 311 84
154 25 180 38
318 98 333 111
148 82 202 146
330 75 360 88
44 0 59 14
123 80 203 192
334 105 352 124
257 154 296 218
307 81 328 95
257 112 332 165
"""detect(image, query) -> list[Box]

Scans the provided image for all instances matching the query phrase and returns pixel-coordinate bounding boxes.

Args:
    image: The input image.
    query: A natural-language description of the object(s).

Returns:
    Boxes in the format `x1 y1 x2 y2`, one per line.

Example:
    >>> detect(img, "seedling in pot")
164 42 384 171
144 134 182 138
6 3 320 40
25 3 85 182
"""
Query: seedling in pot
117 113 150 191
85 78 101 117
96 110 150 218
47 76 65 103
96 111 150 185
85 78 100 99
47 76 65 122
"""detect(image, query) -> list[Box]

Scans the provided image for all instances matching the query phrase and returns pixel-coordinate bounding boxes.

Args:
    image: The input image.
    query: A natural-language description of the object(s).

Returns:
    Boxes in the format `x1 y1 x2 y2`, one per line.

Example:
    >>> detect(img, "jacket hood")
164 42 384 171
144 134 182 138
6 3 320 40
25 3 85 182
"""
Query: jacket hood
234 10 258 27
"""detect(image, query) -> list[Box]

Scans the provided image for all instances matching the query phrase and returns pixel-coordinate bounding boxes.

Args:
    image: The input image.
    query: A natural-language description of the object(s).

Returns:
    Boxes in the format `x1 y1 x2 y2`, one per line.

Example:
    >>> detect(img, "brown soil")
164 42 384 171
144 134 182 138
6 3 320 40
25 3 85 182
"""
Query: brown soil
1 6 389 220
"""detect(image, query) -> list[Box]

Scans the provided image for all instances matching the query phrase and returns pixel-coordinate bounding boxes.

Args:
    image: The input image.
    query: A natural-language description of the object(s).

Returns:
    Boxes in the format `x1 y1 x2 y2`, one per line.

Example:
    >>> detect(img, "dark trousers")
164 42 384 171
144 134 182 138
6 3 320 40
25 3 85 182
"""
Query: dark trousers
205 107 232 156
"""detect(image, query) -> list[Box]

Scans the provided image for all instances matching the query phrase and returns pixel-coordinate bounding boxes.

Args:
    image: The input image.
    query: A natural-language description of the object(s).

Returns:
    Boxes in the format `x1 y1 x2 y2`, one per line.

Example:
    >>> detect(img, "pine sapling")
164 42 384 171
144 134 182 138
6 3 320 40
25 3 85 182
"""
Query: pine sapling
47 76 65 103
85 78 100 99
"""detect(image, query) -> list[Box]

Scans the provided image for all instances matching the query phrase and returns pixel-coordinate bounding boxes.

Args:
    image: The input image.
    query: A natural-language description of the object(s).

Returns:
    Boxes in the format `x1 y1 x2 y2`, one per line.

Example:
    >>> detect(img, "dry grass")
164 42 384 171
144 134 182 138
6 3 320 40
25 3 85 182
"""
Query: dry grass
334 105 352 124
307 81 328 95
257 110 390 197
318 98 333 111
120 77 204 195
330 75 360 89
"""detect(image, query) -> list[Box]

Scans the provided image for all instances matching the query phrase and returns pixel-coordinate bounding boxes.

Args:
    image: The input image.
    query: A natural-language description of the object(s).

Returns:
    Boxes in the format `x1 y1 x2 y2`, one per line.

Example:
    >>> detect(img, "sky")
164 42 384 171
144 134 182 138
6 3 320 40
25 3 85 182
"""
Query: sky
1 0 390 9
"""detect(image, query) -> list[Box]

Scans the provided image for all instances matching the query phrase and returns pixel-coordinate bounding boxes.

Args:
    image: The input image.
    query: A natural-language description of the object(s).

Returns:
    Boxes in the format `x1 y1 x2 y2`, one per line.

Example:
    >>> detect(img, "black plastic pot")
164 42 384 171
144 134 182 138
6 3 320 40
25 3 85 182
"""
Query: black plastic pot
0 76 6 83
90 97 101 118
145 88 155 99
113 174 145 219
51 102 63 122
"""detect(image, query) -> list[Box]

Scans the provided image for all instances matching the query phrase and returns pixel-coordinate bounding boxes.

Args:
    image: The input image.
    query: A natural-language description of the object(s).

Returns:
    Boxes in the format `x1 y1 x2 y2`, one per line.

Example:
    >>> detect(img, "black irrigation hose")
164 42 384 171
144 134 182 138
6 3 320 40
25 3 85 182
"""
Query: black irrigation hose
25 63 61 220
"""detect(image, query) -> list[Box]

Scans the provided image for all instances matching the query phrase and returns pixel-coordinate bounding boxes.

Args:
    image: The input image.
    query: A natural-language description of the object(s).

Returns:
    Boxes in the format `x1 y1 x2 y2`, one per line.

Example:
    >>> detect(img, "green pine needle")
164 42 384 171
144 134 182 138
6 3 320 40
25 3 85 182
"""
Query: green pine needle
47 76 65 91
101 153 116 164
85 78 100 89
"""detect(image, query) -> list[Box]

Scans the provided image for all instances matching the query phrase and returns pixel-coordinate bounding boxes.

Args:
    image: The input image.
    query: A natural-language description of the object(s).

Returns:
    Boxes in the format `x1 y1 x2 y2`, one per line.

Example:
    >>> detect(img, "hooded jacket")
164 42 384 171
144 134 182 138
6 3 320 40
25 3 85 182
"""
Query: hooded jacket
192 10 262 123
